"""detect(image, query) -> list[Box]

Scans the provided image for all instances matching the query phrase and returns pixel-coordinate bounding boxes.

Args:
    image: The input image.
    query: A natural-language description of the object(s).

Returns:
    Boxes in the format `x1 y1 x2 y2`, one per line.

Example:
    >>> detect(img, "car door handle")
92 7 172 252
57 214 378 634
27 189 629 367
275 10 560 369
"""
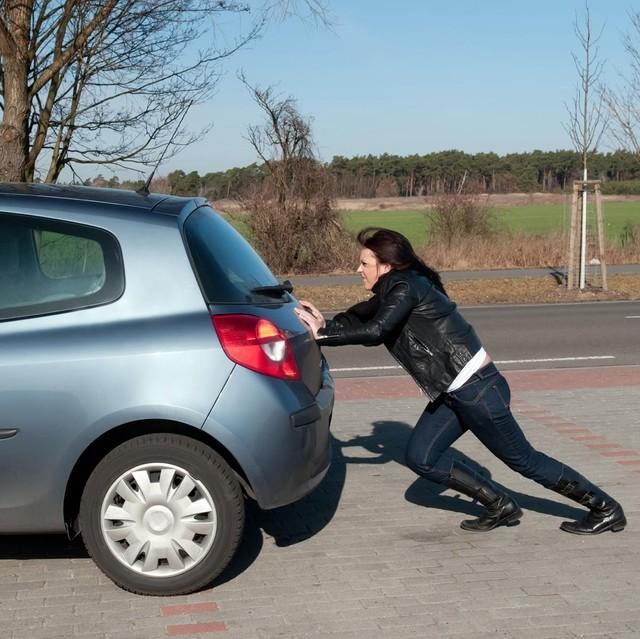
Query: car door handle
0 429 18 440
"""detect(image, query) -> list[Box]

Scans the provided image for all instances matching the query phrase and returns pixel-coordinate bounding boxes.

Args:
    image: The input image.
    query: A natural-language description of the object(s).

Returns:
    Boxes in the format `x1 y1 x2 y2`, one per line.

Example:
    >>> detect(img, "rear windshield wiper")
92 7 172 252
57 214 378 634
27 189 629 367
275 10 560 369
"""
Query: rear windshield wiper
251 280 293 296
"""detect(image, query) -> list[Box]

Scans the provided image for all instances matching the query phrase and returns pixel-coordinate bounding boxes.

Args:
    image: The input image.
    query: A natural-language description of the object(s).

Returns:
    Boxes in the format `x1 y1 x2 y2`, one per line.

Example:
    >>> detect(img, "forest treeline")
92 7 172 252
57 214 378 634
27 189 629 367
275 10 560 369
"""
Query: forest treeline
91 149 640 199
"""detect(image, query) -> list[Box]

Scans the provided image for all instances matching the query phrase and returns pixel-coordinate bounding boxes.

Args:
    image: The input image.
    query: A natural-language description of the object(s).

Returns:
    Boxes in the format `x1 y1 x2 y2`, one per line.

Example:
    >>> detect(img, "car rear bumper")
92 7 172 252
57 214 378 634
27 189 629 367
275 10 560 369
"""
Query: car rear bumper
202 358 334 510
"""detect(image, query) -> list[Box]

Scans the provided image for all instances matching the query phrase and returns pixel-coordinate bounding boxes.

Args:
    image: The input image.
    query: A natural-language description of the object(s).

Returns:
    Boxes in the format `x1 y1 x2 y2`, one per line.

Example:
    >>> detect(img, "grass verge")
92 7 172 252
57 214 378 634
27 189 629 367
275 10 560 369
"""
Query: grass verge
295 274 640 311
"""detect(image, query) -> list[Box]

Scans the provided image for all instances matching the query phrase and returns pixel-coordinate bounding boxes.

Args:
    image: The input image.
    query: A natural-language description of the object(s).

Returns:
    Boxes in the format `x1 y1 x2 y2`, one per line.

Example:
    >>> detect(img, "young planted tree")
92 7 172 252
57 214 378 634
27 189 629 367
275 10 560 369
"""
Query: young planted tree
0 1 329 183
565 5 607 178
241 77 353 273
564 3 606 289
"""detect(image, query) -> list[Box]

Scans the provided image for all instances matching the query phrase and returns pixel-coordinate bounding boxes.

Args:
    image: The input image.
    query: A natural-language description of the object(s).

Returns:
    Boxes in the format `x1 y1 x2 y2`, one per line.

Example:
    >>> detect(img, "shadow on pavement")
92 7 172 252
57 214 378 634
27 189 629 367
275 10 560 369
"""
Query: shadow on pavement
347 420 586 521
0 534 88 560
257 432 347 545
218 417 588 585
214 432 348 585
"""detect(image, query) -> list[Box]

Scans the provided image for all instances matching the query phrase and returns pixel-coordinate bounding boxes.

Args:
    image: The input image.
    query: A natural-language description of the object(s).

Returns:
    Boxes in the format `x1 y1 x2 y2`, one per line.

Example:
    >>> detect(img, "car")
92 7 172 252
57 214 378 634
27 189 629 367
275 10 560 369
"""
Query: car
0 183 334 596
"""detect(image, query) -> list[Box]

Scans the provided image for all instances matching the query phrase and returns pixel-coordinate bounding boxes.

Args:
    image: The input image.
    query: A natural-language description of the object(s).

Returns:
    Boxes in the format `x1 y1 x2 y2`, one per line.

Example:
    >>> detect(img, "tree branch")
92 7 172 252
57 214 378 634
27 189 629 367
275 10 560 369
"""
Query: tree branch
30 0 118 98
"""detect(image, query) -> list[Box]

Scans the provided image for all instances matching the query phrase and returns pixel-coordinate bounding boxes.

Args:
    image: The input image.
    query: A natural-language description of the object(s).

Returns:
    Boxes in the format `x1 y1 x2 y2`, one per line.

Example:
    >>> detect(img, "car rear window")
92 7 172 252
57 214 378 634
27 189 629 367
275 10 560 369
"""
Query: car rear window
184 206 286 305
0 214 124 321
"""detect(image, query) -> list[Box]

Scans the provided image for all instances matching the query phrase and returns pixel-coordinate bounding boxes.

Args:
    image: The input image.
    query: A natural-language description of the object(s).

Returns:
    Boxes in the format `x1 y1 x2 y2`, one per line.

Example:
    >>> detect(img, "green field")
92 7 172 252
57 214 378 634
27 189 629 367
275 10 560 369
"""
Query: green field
343 202 640 247
227 202 640 247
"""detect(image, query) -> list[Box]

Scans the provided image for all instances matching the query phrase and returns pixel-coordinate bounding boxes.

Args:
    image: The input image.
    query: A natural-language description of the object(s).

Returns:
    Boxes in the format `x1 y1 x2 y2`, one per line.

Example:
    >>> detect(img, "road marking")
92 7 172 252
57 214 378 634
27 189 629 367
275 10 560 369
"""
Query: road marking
330 355 615 373
495 356 615 364
625 315 640 318
332 365 403 372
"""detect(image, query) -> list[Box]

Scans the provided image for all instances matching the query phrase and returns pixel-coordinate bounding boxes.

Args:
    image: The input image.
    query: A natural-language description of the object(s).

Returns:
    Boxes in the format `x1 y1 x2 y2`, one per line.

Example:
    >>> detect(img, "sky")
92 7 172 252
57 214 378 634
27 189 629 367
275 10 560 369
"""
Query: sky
117 1 638 179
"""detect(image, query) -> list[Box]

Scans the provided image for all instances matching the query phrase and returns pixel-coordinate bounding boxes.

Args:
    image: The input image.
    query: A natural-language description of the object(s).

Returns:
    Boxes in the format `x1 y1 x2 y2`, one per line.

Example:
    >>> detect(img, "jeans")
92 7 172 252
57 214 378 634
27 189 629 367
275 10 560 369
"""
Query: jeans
405 362 568 489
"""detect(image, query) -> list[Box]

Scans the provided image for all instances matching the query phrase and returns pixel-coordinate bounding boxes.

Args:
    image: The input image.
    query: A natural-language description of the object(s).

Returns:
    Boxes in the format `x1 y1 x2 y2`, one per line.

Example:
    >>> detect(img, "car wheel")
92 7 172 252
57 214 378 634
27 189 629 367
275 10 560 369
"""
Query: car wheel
79 433 245 595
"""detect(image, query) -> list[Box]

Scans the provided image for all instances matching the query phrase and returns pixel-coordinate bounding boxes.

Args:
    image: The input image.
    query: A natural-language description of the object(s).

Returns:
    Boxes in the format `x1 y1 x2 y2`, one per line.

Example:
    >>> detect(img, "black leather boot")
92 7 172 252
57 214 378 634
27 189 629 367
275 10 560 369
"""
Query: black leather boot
553 472 627 535
446 463 522 531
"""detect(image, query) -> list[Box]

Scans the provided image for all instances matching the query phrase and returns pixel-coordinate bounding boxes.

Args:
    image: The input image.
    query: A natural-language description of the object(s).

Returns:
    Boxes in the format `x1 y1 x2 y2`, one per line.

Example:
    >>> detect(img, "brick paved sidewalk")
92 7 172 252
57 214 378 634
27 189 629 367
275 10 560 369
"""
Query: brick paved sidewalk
1 368 639 639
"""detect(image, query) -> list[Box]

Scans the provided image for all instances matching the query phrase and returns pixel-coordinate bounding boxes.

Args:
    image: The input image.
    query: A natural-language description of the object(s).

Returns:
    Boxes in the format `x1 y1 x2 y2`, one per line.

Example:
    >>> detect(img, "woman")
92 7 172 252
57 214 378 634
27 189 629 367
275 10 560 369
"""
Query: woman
295 228 626 534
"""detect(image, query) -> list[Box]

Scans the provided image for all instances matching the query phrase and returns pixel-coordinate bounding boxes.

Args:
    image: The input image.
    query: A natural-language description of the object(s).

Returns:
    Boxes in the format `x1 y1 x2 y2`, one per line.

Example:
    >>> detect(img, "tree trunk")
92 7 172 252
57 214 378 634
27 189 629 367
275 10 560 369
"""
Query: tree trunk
0 2 32 182
0 58 29 182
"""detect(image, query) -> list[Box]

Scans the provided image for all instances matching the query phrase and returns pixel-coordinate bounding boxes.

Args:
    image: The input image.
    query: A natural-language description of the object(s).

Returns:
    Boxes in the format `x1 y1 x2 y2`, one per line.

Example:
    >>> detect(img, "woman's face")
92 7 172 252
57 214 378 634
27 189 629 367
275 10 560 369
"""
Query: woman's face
357 248 391 290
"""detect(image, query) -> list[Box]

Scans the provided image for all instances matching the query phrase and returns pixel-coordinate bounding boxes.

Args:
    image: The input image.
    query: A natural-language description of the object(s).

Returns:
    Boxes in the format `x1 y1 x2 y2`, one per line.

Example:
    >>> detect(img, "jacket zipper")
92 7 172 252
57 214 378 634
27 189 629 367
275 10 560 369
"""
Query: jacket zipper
409 332 434 357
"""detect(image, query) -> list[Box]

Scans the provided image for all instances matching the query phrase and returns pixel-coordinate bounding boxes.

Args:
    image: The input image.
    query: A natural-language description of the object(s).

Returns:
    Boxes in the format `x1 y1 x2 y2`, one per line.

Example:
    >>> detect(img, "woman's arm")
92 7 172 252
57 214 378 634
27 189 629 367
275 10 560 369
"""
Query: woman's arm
296 296 379 335
329 296 380 329
316 281 414 346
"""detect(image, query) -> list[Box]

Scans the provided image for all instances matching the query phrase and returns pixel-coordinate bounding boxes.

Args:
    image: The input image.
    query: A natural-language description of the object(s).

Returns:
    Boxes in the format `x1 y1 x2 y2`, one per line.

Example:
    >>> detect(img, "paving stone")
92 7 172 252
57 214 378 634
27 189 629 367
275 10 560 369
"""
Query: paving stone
1 370 639 638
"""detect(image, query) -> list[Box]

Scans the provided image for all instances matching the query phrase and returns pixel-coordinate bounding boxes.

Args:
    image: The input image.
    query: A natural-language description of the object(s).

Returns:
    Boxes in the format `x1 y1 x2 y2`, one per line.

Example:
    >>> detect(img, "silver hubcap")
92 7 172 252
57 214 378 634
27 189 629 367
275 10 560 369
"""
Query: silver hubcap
100 463 217 578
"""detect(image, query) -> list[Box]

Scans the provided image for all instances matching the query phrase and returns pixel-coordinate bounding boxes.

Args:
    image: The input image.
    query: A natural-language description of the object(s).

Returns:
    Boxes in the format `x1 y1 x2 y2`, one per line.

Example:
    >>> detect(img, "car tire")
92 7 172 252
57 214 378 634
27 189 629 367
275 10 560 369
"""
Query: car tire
79 433 245 596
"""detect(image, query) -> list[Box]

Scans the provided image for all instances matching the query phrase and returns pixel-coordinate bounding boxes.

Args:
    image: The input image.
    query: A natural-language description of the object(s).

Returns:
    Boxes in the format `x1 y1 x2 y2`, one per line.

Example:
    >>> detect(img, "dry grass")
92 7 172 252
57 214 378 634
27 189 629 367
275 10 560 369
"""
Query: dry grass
294 274 640 311
418 233 640 271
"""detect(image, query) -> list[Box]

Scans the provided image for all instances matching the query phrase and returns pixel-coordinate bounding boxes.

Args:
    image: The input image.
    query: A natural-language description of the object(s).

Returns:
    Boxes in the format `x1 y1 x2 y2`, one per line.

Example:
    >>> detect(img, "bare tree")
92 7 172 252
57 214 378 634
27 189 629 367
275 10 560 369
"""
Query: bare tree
242 76 315 207
603 11 640 154
0 1 329 183
564 3 606 289
564 3 607 179
240 76 353 273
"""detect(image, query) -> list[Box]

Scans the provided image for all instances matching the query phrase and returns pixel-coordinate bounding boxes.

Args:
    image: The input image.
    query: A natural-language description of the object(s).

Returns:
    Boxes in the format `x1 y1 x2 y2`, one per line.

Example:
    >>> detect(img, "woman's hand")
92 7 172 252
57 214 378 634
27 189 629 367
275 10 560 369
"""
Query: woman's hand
295 299 325 339
298 300 323 320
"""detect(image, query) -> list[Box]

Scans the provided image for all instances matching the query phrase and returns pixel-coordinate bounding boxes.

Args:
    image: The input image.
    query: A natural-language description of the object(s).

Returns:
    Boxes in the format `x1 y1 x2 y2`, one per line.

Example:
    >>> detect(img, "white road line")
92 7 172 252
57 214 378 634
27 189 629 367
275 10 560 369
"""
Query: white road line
494 356 615 364
625 316 640 319
332 365 403 372
330 355 615 373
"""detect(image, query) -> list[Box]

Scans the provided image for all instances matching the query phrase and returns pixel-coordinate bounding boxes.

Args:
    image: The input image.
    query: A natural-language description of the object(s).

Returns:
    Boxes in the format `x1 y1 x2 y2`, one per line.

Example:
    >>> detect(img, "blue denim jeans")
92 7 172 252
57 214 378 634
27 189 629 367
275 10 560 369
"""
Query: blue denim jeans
405 362 569 488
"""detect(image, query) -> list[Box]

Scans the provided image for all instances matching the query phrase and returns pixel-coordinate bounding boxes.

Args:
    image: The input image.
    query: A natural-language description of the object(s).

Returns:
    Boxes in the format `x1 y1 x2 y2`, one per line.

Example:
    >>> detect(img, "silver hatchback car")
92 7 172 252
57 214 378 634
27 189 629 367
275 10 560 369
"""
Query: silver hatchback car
0 183 333 595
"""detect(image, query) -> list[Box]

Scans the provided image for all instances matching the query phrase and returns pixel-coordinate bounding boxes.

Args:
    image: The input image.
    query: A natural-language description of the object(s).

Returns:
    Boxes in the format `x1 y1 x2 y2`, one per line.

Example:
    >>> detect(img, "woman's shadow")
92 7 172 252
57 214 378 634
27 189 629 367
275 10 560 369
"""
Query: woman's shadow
343 420 586 522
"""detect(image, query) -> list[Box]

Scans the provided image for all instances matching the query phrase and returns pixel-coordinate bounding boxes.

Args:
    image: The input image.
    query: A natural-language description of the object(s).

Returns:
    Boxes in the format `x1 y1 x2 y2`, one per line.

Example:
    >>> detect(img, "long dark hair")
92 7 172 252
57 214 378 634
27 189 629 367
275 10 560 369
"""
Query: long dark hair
356 227 447 297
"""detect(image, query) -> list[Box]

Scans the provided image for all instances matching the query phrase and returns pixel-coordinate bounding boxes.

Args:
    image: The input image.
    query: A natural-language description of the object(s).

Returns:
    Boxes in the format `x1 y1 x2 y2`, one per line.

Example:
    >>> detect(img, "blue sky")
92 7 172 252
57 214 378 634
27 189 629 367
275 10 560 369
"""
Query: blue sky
153 1 635 176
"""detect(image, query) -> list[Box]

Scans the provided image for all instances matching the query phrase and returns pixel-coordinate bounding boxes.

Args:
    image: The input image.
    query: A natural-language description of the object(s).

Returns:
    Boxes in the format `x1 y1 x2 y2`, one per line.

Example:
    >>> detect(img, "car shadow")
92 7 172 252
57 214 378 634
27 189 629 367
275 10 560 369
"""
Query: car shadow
0 534 88 560
0 431 349 589
213 431 349 586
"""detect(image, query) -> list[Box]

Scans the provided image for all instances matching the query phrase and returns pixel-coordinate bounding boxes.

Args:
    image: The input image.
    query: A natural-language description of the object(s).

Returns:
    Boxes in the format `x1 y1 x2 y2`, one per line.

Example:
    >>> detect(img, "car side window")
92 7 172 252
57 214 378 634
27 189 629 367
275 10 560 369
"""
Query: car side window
0 214 124 321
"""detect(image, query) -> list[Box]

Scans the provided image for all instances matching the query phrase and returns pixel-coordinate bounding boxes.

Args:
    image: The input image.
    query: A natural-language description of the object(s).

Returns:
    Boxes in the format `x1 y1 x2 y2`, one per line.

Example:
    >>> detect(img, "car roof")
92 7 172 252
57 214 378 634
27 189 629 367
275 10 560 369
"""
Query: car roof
0 182 201 217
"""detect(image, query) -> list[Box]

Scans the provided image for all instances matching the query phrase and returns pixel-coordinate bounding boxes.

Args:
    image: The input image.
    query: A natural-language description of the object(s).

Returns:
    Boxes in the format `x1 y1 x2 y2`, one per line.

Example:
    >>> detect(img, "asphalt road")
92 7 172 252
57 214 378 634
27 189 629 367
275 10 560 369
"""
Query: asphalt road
321 300 640 378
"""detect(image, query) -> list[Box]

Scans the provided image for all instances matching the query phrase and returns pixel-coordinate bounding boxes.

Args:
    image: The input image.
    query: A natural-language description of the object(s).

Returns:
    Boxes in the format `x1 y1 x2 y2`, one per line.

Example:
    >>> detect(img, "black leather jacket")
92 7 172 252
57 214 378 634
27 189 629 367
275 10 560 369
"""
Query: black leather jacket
317 268 483 400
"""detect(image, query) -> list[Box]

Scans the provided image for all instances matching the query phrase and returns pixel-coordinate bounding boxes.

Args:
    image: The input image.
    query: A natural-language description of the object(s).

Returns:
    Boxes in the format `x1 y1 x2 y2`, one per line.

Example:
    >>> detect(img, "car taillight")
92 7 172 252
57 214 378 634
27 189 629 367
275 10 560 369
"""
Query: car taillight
212 314 300 381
